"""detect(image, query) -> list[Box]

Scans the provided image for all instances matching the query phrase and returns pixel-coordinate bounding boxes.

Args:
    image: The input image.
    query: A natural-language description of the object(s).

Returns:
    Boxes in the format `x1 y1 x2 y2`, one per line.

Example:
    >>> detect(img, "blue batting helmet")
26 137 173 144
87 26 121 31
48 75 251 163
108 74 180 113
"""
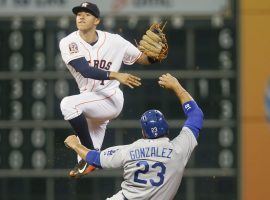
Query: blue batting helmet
140 109 169 139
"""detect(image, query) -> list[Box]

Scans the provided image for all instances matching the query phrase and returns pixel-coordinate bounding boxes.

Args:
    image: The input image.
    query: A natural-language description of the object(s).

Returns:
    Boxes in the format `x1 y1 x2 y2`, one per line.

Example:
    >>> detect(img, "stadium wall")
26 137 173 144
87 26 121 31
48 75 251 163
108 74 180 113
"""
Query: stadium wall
241 0 270 199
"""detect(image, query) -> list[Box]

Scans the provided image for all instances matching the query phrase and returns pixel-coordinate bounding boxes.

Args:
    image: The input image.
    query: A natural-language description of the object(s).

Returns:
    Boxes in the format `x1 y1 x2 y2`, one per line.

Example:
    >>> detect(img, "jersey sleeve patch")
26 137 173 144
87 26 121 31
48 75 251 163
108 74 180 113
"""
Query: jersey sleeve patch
69 42 79 54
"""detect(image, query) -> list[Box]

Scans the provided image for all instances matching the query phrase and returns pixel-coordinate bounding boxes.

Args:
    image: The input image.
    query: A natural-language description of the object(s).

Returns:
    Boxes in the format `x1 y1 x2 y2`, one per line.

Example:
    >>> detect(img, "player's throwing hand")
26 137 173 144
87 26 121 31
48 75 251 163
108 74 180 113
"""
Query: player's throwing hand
110 72 141 89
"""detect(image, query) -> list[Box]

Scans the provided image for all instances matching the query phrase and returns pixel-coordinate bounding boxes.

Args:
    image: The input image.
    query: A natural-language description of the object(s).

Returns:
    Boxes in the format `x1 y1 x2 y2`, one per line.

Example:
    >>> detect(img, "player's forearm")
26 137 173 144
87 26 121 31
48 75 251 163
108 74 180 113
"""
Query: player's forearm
175 85 203 138
136 53 151 65
173 84 194 105
108 71 123 81
182 100 204 138
69 57 110 80
73 143 90 160
72 144 102 168
173 81 203 138
108 71 118 80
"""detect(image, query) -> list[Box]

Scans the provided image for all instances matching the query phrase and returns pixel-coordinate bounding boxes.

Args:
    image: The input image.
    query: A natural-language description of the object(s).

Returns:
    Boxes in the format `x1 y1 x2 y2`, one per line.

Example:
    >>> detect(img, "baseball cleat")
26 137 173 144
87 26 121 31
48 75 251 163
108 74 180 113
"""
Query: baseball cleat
69 160 96 178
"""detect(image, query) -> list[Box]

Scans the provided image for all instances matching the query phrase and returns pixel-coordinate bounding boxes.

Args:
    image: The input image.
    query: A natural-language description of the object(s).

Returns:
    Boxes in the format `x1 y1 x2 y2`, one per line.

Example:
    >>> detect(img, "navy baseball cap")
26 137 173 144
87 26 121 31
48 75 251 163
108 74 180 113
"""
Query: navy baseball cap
72 2 100 18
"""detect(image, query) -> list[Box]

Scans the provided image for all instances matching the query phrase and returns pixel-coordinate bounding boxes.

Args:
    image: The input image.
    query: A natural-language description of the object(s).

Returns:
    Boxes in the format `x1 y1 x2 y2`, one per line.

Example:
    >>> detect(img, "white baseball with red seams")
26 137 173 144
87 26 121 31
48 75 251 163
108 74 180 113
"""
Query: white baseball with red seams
59 30 141 150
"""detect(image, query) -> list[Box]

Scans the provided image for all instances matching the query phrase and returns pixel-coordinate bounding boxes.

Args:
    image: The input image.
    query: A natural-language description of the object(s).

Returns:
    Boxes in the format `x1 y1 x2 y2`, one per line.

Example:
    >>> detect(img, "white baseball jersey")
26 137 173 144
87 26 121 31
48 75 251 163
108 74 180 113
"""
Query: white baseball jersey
59 30 142 93
100 127 198 200
59 30 142 150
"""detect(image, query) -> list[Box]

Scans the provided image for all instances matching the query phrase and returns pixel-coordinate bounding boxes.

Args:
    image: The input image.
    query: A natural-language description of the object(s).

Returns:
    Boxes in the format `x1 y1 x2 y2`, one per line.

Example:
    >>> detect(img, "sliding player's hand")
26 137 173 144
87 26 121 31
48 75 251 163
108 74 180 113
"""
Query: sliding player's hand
158 73 180 91
64 135 80 149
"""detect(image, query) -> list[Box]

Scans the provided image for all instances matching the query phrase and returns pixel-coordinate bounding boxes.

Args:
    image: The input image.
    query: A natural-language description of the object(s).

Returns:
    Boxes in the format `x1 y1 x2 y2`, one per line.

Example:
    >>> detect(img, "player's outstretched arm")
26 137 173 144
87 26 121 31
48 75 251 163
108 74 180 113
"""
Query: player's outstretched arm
64 135 90 160
109 71 141 89
69 57 141 88
64 135 101 168
158 73 204 138
69 57 111 80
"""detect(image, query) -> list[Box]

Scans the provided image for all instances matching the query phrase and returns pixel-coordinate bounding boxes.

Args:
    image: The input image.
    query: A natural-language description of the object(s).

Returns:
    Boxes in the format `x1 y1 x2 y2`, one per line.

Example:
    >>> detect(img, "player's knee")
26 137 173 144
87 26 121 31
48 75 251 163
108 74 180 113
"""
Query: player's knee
60 96 82 120
60 97 69 112
60 96 76 116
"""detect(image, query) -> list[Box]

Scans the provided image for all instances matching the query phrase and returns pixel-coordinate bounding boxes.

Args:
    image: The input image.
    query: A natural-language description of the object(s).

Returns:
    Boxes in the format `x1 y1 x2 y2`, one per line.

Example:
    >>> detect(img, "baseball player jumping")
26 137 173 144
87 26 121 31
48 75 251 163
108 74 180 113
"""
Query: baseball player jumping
64 73 204 199
59 2 166 178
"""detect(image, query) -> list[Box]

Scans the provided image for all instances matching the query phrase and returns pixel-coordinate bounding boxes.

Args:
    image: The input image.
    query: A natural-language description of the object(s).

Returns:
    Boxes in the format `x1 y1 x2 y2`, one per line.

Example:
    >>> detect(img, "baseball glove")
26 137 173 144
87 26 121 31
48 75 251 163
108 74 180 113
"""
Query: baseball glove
138 22 168 62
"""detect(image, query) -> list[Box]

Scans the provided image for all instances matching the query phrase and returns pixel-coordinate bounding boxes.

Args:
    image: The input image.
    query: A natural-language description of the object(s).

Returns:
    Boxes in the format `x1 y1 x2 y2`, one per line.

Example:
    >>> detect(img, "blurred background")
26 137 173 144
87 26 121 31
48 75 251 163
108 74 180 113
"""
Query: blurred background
0 0 269 199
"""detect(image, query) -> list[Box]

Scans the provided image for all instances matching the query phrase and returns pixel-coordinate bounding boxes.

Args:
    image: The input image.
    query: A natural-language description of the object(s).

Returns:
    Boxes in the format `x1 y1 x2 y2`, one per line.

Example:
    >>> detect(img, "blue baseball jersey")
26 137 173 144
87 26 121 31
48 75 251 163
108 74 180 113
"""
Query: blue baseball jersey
100 127 197 200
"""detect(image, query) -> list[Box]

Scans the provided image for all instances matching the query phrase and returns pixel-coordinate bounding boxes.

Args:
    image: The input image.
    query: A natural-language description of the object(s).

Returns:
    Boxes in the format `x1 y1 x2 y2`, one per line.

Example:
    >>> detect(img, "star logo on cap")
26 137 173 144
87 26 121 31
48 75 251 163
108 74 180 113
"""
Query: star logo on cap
82 2 89 7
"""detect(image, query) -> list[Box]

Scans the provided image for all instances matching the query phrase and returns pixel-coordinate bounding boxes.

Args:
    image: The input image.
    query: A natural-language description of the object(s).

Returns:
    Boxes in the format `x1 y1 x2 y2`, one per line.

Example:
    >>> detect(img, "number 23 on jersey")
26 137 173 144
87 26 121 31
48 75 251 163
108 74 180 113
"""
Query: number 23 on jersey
134 161 166 187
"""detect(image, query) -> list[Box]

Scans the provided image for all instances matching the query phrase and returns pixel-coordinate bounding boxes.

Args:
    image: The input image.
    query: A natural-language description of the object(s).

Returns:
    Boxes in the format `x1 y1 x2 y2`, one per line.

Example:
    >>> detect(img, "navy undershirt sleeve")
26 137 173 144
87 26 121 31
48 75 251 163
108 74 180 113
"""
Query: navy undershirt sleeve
69 57 110 80
182 101 204 139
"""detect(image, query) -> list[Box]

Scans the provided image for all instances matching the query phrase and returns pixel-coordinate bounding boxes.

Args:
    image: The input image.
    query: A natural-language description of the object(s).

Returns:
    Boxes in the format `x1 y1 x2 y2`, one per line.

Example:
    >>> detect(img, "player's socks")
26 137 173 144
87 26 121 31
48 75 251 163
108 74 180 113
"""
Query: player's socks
68 113 93 149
